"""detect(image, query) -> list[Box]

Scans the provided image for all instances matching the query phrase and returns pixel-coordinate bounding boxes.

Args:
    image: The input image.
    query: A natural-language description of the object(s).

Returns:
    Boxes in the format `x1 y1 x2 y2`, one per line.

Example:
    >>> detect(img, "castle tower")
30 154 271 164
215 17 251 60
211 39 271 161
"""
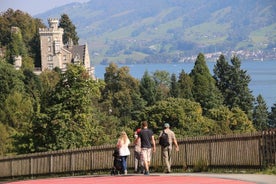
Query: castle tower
38 18 95 79
39 18 71 71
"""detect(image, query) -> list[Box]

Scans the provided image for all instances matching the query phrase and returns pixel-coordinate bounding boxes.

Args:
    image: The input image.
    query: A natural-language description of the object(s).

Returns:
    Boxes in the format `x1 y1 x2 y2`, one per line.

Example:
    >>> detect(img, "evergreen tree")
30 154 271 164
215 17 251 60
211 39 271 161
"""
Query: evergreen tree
213 54 230 101
139 70 157 106
59 14 79 45
214 55 254 118
170 73 178 98
253 95 269 131
268 103 276 128
190 53 223 113
177 69 193 100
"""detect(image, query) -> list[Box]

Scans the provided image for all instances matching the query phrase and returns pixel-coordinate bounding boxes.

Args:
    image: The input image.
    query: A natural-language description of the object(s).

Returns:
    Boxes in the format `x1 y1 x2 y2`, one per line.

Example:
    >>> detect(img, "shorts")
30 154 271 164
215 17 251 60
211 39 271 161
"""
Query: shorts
141 148 152 162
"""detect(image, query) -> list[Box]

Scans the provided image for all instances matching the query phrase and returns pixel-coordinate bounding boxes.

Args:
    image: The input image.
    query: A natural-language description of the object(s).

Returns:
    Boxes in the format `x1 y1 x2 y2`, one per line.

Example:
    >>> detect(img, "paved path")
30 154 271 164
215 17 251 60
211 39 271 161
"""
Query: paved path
178 173 276 184
3 173 276 184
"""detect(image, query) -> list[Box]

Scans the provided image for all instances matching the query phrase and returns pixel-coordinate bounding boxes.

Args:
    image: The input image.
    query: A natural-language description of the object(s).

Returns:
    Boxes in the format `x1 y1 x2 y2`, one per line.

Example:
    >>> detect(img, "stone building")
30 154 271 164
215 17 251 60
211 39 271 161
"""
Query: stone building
39 18 94 78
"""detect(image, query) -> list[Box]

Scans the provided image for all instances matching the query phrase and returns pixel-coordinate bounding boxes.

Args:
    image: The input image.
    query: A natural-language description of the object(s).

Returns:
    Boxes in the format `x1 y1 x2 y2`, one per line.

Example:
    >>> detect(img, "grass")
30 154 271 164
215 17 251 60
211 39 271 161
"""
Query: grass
250 23 276 44
257 166 276 175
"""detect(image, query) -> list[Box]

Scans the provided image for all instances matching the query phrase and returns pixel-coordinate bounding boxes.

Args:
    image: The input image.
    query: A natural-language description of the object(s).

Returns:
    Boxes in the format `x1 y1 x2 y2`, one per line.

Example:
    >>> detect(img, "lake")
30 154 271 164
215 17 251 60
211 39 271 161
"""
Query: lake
94 60 276 109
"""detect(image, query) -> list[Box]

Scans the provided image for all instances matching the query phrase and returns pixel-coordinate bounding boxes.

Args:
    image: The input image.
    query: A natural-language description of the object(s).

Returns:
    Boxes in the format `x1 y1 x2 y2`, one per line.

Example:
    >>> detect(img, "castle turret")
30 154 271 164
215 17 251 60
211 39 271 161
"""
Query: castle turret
39 18 66 71
48 18 59 30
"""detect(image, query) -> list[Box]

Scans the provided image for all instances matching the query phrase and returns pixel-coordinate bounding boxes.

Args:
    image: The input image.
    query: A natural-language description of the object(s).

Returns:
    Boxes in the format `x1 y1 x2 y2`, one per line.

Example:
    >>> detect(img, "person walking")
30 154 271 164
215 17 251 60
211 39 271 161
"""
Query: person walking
137 121 156 175
133 128 143 173
159 123 179 173
116 131 130 175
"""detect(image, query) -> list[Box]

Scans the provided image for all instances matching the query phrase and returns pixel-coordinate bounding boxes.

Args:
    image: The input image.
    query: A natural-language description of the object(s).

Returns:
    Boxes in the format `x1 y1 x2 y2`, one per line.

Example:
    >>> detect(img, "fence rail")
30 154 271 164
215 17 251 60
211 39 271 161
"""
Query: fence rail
0 130 275 178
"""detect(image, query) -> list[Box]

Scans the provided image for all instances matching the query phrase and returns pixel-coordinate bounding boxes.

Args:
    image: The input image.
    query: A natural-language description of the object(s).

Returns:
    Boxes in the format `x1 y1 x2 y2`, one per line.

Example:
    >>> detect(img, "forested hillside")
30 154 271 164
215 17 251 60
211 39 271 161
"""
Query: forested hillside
37 0 276 64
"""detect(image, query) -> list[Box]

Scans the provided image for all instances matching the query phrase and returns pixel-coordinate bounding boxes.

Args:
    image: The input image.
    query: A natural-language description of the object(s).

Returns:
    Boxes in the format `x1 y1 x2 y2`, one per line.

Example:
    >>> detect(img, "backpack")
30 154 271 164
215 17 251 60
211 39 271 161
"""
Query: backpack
159 130 170 147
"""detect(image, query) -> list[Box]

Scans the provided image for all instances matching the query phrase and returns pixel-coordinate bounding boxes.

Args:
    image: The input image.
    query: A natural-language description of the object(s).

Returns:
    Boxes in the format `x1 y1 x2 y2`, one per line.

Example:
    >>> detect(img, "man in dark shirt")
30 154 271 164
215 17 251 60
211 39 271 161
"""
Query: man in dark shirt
138 121 156 175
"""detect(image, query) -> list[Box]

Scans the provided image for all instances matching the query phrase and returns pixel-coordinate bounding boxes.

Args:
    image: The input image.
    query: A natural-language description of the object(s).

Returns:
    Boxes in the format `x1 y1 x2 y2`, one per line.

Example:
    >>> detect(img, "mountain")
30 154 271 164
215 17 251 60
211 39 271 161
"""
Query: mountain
36 0 276 64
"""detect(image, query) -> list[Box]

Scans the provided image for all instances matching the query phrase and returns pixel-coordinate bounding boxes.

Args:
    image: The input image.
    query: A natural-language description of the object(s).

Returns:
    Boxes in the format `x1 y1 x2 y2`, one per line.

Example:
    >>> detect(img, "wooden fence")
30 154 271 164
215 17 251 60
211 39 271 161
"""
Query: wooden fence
0 130 275 179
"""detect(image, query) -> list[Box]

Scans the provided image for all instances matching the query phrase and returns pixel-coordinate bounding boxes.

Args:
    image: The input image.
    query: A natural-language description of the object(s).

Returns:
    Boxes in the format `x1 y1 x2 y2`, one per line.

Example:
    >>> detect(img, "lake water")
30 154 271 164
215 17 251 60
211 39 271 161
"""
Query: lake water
94 60 276 109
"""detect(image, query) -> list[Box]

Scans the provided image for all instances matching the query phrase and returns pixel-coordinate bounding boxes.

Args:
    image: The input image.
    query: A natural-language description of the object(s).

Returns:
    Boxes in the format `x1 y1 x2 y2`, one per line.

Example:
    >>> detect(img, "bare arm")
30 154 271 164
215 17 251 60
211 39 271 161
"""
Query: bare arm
173 138 179 151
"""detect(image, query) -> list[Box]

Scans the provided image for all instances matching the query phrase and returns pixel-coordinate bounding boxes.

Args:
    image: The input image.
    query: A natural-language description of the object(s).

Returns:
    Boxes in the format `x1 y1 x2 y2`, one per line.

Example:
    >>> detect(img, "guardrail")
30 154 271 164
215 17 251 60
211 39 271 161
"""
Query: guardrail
0 130 275 178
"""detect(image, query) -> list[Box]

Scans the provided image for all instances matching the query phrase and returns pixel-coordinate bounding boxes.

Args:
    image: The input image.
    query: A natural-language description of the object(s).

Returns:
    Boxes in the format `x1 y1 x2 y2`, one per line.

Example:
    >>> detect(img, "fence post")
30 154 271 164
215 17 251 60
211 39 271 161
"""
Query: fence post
70 152 75 175
29 157 33 178
49 155 53 174
10 159 13 178
208 141 212 167
184 141 187 168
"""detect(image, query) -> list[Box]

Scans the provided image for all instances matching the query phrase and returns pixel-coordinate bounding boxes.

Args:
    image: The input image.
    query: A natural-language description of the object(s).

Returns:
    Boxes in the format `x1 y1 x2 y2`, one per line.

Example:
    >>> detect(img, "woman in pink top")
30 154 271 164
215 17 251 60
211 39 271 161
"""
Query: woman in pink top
117 131 130 174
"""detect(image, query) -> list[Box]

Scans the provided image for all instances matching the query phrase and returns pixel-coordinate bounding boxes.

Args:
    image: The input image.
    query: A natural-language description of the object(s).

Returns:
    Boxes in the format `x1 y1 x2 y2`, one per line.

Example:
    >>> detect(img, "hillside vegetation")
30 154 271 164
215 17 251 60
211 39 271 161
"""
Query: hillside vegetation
37 0 276 64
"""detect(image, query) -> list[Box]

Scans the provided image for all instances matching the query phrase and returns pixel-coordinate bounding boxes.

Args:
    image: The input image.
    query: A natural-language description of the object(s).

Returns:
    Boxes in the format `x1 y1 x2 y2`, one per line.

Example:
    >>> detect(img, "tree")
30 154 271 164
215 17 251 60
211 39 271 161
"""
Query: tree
0 9 45 67
190 53 223 113
170 73 178 98
230 107 255 133
268 103 276 128
0 123 13 155
0 60 36 155
214 55 254 118
207 106 256 134
153 70 171 101
140 71 157 106
22 69 42 113
101 63 145 126
177 69 193 100
146 97 216 137
38 69 61 112
59 14 79 45
6 27 27 64
31 64 101 151
6 92 34 154
253 95 269 131
0 61 25 110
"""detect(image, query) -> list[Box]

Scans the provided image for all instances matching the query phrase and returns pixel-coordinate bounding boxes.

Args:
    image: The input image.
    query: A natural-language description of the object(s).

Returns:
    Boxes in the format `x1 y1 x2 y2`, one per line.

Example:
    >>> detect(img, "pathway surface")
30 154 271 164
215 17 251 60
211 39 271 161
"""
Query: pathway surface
3 173 276 184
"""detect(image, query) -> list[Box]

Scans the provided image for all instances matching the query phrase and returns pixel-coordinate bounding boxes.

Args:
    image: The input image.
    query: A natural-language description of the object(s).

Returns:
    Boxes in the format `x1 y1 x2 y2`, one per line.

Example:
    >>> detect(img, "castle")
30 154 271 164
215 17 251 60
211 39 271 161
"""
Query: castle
38 18 95 78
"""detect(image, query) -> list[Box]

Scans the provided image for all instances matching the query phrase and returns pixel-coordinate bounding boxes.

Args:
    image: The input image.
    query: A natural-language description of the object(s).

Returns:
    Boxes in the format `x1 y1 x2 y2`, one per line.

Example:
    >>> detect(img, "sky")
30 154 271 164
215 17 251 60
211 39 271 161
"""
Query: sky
0 0 89 15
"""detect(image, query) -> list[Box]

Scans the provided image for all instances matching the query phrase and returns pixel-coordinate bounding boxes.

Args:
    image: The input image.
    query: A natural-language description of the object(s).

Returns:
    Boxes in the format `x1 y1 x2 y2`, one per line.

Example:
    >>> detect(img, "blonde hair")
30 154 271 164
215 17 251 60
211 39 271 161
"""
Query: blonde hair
119 131 128 144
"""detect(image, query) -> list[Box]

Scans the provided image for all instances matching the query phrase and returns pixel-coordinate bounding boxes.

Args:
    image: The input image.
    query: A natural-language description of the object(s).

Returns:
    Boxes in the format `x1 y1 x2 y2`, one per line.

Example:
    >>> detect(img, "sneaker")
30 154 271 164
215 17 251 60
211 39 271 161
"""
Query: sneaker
144 171 149 175
124 170 127 175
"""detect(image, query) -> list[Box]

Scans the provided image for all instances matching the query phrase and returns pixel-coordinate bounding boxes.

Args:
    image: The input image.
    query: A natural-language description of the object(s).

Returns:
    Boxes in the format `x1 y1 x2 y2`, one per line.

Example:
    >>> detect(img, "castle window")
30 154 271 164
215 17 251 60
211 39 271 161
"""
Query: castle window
63 55 67 61
48 63 53 70
62 63 67 68
48 46 51 52
54 42 60 54
48 37 51 42
47 55 53 61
